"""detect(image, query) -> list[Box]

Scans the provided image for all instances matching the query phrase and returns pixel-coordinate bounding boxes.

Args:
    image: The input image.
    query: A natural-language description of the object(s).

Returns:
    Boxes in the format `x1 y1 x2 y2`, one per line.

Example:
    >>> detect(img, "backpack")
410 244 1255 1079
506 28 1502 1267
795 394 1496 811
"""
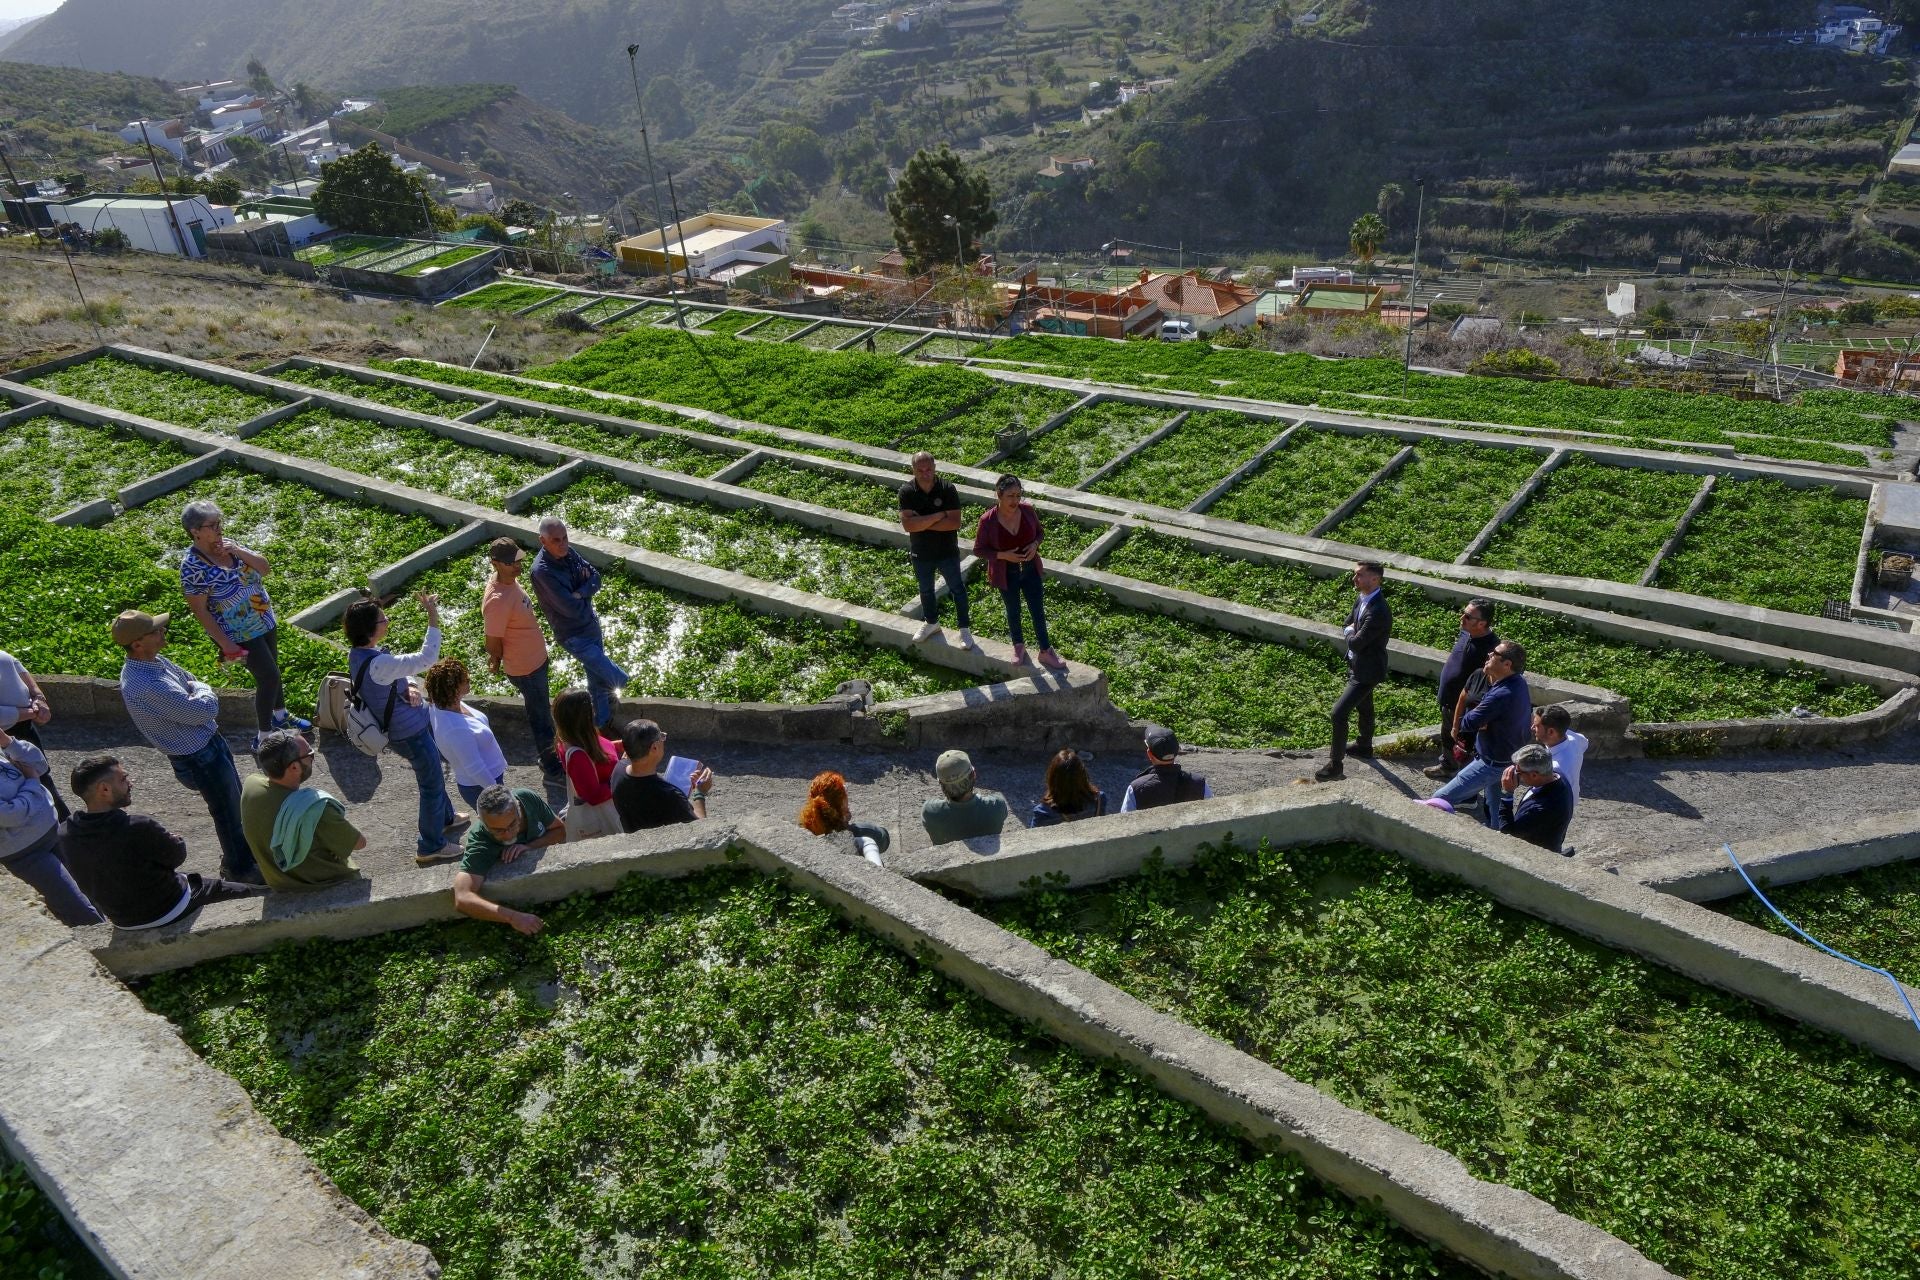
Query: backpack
317 655 398 756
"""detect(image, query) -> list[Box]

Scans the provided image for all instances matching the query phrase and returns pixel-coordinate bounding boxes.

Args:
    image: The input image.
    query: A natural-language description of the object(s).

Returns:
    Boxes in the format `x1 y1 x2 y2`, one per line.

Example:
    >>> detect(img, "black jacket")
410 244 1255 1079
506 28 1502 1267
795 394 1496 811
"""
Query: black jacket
1344 592 1394 686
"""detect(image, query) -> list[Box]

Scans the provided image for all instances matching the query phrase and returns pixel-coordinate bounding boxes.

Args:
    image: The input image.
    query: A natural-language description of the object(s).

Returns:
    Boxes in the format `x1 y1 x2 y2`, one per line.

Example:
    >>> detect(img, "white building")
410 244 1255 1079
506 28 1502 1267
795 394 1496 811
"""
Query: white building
118 120 187 160
177 81 251 114
59 193 236 257
209 100 266 129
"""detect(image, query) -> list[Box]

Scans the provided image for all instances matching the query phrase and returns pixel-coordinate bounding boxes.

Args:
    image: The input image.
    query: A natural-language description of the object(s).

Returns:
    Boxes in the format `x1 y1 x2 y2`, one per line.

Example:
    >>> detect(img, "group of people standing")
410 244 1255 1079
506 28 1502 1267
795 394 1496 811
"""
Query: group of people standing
1313 560 1586 853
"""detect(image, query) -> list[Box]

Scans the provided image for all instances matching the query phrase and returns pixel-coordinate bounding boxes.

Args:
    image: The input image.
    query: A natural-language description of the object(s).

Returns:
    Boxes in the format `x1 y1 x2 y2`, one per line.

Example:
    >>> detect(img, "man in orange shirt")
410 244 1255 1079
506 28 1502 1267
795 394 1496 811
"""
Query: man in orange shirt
481 538 563 778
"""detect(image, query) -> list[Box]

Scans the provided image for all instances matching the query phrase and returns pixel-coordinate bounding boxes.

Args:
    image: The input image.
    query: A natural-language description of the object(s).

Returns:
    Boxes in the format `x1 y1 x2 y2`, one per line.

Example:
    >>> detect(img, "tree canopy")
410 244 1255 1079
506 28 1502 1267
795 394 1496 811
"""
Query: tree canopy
886 144 997 271
1349 211 1388 270
313 143 434 236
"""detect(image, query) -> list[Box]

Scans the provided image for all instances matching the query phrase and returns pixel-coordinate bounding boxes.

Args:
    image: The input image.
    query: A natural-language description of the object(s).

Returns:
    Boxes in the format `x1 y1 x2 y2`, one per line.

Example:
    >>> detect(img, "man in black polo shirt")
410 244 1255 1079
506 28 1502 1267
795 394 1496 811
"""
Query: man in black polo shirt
899 451 976 649
1424 598 1500 781
614 719 714 832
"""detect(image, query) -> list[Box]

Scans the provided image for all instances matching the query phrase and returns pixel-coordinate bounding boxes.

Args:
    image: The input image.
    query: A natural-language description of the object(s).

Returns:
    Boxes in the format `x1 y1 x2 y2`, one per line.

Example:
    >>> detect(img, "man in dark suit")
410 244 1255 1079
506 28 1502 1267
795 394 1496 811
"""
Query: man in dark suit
1317 560 1393 782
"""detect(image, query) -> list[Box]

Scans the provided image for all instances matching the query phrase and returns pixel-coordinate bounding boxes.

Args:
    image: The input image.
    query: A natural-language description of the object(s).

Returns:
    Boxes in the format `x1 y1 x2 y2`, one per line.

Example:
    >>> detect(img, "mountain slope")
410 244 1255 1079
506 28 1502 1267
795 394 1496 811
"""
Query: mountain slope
0 60 184 175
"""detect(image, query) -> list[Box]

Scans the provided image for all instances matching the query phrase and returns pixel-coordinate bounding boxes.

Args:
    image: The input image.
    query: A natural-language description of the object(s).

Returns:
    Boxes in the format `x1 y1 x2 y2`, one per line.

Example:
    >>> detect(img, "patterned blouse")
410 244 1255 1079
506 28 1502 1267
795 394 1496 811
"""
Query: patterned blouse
180 545 275 644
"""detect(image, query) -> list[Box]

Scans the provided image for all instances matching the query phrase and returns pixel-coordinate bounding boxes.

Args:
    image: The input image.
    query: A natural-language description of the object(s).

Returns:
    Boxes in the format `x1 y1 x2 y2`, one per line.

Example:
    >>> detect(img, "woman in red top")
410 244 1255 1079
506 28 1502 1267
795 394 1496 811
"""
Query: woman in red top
554 687 621 806
972 473 1067 670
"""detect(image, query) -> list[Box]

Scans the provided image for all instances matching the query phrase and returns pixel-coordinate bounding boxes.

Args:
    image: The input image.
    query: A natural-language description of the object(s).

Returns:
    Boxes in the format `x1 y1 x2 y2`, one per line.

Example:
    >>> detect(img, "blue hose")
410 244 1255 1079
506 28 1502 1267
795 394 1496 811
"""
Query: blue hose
1722 843 1920 1036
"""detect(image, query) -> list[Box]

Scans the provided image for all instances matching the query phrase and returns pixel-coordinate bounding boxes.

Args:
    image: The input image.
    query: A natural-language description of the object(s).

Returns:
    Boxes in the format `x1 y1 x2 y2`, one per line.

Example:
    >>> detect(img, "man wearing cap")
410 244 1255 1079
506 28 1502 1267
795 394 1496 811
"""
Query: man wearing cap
530 516 628 735
921 749 1009 844
613 719 714 832
1499 742 1574 855
481 536 562 777
113 610 260 886
1316 560 1394 783
1121 725 1212 812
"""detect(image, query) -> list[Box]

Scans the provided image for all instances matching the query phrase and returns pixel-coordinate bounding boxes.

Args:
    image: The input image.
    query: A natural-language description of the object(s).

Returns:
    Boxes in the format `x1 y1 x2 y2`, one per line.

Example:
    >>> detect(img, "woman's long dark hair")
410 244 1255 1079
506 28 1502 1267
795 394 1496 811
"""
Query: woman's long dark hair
1042 749 1098 812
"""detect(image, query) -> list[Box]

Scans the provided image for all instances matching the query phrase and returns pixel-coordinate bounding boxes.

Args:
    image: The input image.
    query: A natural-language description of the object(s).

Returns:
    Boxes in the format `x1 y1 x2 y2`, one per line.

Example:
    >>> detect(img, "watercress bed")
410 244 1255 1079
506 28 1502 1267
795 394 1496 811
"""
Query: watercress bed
1327 439 1542 563
271 365 477 417
1715 856 1920 979
1100 531 1880 722
1001 399 1174 488
0 412 189 513
248 407 549 507
982 839 1920 1280
1207 427 1405 534
1089 410 1281 508
1656 476 1869 615
1476 456 1704 582
439 281 565 312
25 355 287 434
137 867 1469 1280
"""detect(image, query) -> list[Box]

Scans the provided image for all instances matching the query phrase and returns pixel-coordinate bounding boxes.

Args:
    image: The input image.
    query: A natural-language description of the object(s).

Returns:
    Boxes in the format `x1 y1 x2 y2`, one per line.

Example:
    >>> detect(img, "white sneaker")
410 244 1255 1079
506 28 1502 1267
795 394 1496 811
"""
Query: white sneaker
957 627 977 651
913 621 942 642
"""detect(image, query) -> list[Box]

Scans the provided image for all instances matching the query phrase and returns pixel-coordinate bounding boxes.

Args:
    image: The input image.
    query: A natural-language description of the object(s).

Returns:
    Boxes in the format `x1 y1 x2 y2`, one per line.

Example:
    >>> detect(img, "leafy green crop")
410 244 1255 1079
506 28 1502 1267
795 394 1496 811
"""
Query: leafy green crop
139 867 1468 1280
790 322 866 349
529 471 920 612
484 412 732 475
374 360 708 431
1101 531 1882 722
1001 399 1174 487
1090 410 1281 508
595 302 673 331
0 510 338 713
572 295 640 325
0 1152 108 1280
741 314 814 340
392 244 491 277
1657 477 1869 614
440 282 565 312
1716 858 1920 980
249 408 548 506
26 356 286 434
740 461 905 520
970 579 1431 747
1208 428 1404 534
1478 457 1703 581
1329 440 1541 562
382 550 972 704
272 366 474 417
934 382 1082 465
295 234 400 266
0 412 189 513
983 840 1920 1280
104 466 449 617
916 335 985 358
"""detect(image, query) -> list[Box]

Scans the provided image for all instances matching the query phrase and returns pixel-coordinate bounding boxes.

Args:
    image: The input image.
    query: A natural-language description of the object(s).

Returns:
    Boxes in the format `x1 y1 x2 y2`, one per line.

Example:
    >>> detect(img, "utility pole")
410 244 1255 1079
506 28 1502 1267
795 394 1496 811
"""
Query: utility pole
628 43 694 330
136 123 190 256
1401 177 1425 396
665 169 697 296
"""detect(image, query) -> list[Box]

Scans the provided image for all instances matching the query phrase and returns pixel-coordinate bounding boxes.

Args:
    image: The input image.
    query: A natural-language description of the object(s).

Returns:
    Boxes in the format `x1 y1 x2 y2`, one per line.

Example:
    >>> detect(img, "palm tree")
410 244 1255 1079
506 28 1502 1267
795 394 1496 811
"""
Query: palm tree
1495 183 1521 242
1349 212 1389 275
1377 182 1405 228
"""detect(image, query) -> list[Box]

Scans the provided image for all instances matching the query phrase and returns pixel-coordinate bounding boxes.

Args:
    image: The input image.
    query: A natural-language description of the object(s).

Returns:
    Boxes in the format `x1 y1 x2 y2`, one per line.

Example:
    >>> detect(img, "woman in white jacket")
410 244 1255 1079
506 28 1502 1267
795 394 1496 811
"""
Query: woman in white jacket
423 657 508 809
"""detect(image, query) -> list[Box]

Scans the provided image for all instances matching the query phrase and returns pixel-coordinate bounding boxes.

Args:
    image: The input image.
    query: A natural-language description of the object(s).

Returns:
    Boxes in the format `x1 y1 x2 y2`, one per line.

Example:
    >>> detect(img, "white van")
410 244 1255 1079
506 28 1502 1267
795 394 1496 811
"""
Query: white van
1159 318 1199 342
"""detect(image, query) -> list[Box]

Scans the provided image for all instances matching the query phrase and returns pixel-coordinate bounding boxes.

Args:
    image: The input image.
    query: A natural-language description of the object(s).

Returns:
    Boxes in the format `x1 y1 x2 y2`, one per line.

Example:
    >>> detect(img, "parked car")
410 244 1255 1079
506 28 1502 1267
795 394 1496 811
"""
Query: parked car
1159 319 1199 342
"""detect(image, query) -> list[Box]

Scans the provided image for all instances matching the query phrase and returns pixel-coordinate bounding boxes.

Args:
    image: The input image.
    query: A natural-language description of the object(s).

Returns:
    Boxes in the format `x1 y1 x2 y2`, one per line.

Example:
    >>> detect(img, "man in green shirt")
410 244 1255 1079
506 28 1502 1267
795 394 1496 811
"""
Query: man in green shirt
453 783 566 935
240 730 365 891
920 749 1010 845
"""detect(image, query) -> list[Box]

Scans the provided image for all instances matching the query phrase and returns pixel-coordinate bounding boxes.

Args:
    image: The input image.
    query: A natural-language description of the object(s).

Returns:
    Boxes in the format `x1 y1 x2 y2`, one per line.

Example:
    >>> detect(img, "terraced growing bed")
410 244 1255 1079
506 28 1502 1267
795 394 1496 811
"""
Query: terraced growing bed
574 295 641 325
294 235 401 267
938 382 1083 465
352 241 455 274
138 867 1469 1280
1715 856 1920 980
1000 399 1176 488
741 314 814 341
271 365 476 417
23 356 286 434
971 579 1432 748
528 471 919 612
520 292 591 319
1208 427 1404 534
374 360 714 434
1088 410 1281 508
982 839 1920 1280
482 411 733 475
393 244 491 277
0 412 190 512
380 550 972 704
441 282 565 312
1476 457 1704 581
1100 531 1882 723
916 335 985 358
1656 476 1869 615
104 466 451 615
738 460 911 519
595 302 673 331
248 407 549 506
790 321 866 349
1328 439 1543 562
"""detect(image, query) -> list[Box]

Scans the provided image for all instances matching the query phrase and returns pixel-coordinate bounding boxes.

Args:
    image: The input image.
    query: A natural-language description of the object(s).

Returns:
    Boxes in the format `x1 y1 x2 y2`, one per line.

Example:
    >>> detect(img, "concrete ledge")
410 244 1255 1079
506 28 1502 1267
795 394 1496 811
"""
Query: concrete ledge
51 498 115 528
232 395 314 440
502 459 589 513
1640 474 1715 588
1631 685 1920 755
118 449 234 509
286 586 367 635
1310 444 1415 537
0 896 440 1279
1075 410 1189 491
1632 808 1920 902
1188 420 1301 514
1458 447 1566 566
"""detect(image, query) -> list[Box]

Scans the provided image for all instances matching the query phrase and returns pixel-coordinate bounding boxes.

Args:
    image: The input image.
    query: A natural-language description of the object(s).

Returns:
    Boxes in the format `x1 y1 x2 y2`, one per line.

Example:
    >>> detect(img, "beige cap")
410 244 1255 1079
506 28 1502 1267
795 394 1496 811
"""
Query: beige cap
934 749 973 787
111 610 169 646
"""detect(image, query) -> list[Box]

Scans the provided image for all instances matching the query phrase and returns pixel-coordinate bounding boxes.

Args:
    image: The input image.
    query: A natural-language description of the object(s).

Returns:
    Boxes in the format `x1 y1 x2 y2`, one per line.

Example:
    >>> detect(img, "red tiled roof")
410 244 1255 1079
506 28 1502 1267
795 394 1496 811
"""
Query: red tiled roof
1126 271 1258 319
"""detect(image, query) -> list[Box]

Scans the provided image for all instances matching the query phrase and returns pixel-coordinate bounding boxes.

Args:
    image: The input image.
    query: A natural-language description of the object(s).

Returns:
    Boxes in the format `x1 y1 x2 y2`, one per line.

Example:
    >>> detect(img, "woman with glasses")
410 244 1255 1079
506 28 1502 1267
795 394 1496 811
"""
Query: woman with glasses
178 499 310 752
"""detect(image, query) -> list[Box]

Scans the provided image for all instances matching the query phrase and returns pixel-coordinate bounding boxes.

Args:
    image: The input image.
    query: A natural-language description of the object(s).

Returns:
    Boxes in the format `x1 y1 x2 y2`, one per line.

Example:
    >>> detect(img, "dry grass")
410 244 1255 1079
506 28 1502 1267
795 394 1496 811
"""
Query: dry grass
0 246 602 375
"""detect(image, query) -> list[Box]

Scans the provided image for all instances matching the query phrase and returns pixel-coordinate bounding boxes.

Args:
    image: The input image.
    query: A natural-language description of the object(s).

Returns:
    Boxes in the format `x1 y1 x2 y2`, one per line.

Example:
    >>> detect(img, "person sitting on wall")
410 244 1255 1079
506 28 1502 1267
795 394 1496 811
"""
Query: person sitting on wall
1501 742 1575 856
613 719 713 833
1531 704 1588 802
1030 748 1106 827
921 749 1010 845
797 770 890 865
1120 725 1211 812
61 754 261 929
240 729 366 892
453 783 566 935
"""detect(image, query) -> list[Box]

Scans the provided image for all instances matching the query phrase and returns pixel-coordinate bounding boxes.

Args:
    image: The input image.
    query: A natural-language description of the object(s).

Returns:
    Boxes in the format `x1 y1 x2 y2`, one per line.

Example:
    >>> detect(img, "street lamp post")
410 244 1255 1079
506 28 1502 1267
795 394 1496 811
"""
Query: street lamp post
1401 177 1425 395
941 213 965 265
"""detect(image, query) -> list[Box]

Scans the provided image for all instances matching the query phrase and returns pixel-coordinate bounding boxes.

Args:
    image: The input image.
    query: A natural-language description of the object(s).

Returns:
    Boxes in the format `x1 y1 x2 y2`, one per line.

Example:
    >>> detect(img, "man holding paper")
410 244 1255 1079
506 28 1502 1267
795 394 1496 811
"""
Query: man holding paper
613 719 714 832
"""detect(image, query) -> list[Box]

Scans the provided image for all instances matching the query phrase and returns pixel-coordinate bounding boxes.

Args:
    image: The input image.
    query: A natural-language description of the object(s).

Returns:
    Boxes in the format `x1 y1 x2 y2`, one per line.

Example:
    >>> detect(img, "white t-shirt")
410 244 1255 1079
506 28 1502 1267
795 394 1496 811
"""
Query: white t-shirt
1549 731 1588 802
429 702 508 788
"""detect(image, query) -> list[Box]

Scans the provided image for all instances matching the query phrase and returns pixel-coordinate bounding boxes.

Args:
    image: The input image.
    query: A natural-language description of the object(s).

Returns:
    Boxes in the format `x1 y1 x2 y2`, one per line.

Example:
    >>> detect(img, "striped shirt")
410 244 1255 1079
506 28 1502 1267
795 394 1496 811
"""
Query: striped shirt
120 654 220 757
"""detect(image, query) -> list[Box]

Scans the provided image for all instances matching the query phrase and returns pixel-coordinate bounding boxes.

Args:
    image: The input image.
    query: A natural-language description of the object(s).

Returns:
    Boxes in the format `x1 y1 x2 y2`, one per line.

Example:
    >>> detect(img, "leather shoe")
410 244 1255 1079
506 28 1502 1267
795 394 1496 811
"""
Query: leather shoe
1313 760 1344 782
1422 763 1455 780
1345 743 1373 760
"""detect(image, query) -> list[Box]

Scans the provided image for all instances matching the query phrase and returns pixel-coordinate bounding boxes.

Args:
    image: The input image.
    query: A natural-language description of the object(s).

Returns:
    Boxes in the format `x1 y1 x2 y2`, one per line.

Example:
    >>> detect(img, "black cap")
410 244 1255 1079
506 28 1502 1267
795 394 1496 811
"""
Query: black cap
1144 725 1179 758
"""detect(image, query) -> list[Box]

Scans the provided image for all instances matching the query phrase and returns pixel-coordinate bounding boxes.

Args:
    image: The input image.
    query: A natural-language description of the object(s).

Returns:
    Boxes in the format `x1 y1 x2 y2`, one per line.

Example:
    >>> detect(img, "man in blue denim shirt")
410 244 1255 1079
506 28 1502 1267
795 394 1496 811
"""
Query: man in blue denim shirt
529 516 629 733
1430 640 1533 829
113 609 262 884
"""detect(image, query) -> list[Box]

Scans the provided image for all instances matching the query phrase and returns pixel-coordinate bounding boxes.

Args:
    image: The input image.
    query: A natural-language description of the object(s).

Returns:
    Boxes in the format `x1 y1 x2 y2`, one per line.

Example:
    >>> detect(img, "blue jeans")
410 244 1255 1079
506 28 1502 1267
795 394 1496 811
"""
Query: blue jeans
457 777 504 809
998 561 1051 651
505 661 557 758
168 733 254 880
911 554 971 628
2 827 102 926
390 727 459 856
1434 756 1506 830
559 630 629 729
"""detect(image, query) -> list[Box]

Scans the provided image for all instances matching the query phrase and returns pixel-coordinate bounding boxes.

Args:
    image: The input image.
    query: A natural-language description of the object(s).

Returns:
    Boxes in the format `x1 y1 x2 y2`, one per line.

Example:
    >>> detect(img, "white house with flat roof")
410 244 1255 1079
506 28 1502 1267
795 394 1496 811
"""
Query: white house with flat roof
59 193 236 257
615 212 788 278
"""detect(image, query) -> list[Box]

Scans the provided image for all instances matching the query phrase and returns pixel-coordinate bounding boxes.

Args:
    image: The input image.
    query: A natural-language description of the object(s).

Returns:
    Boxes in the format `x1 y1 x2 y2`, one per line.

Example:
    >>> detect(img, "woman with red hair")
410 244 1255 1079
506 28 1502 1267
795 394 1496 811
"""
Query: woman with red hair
796 771 890 865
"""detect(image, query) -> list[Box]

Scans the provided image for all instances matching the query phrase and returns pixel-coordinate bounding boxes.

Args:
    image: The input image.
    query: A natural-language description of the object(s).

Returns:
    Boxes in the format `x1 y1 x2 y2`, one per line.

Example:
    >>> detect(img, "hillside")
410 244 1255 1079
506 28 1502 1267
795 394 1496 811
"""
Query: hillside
0 60 183 176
